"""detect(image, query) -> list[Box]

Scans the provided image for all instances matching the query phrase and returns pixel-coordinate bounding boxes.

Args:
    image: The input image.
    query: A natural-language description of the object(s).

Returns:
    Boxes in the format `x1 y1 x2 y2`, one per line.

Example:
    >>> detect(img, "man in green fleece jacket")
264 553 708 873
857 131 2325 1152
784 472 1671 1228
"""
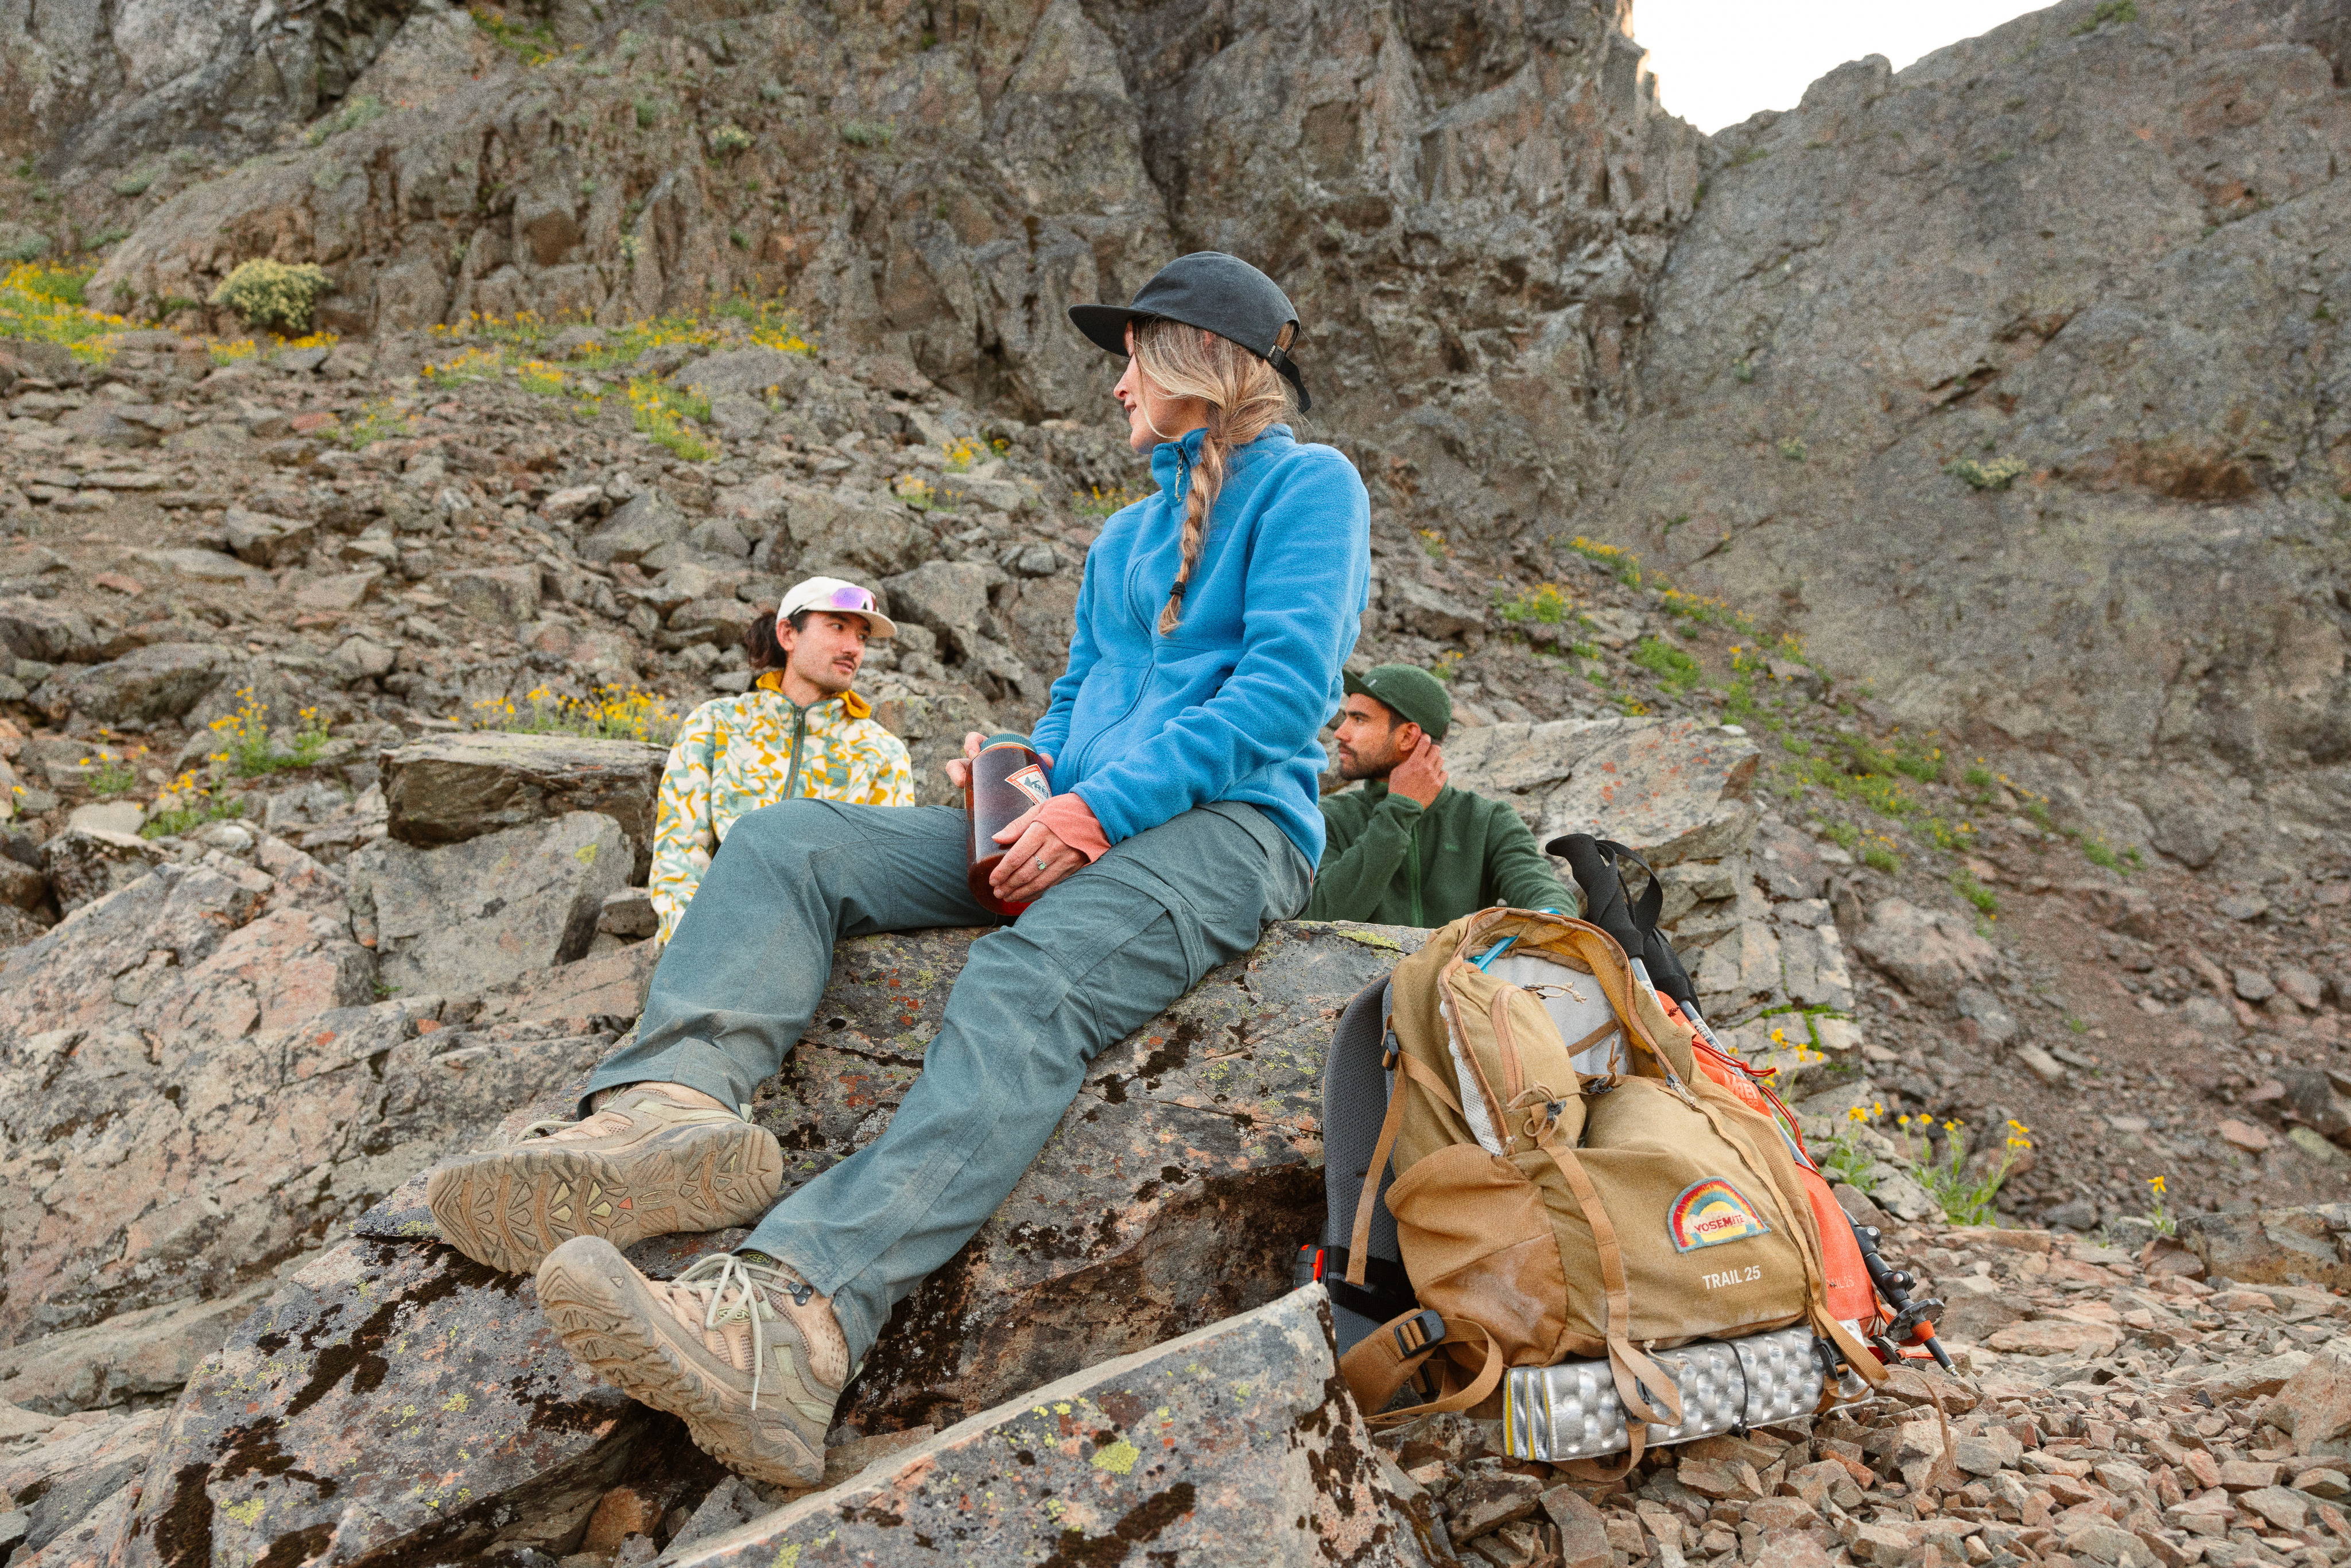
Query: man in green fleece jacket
1305 663 1576 926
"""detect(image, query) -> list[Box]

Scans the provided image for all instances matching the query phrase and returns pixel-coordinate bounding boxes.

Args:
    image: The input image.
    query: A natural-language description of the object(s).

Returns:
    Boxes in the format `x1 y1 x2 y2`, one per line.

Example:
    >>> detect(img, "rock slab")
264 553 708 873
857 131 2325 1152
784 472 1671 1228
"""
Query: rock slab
669 1286 1431 1568
381 731 669 881
2183 1204 2351 1292
109 1237 669 1568
349 811 630 996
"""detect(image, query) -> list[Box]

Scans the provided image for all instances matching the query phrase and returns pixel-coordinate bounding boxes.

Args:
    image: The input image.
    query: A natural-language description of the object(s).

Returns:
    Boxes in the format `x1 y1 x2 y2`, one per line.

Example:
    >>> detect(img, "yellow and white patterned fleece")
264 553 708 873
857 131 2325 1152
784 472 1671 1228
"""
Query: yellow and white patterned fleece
649 672 915 942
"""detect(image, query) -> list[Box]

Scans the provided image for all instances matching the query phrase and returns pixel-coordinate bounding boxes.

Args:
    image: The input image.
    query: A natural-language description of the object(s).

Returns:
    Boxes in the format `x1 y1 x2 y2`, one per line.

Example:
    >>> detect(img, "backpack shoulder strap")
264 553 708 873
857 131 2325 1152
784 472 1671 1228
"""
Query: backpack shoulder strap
1322 977 1415 1345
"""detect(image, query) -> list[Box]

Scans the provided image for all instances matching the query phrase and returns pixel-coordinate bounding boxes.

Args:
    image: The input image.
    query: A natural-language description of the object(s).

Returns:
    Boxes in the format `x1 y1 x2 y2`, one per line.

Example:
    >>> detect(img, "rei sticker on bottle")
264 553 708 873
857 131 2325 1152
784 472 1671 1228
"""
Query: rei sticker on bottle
1005 764 1050 808
1666 1178 1771 1253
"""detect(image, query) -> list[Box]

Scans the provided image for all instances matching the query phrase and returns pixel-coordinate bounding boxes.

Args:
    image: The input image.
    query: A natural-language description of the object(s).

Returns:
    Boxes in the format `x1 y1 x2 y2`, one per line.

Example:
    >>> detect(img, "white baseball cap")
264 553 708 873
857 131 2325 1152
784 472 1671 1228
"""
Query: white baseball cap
778 575 898 639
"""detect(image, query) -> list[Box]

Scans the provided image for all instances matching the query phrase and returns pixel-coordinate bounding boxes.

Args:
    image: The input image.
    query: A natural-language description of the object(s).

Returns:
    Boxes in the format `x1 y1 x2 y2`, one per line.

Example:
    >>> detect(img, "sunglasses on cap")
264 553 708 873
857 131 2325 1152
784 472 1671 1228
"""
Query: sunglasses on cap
818 585 876 612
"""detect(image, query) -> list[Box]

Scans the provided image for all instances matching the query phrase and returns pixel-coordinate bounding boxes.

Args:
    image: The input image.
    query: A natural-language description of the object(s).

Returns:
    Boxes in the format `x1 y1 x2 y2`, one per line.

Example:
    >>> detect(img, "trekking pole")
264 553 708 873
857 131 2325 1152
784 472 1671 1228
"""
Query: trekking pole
1850 1222 1954 1373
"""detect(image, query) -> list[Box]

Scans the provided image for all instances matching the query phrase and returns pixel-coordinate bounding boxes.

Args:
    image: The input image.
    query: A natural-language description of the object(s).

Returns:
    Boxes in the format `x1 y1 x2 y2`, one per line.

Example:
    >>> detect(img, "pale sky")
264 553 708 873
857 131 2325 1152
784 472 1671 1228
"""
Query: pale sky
1632 1 2054 134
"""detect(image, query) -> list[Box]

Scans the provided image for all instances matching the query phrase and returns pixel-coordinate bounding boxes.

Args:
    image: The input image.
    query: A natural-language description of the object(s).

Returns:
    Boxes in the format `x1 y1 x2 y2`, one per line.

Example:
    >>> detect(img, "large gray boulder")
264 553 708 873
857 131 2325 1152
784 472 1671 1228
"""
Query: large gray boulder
879 559 996 661
669 1287 1434 1568
381 731 669 880
348 811 630 996
108 1234 664 1568
79 918 1420 1567
1598 0 2351 860
680 347 814 402
44 643 238 723
1849 896 1997 1010
1444 715 1761 864
580 490 690 566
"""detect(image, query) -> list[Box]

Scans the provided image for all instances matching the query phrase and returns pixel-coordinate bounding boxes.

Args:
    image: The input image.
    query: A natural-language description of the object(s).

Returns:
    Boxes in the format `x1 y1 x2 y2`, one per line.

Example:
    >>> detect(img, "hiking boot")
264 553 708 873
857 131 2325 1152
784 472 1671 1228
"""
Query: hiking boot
427 1086 785 1275
535 1237 846 1487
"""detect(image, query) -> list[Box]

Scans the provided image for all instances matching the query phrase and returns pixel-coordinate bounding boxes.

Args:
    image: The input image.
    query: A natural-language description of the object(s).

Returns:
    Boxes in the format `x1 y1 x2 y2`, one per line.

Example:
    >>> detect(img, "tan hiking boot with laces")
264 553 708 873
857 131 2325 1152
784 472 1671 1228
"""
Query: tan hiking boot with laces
427 1085 785 1275
535 1237 847 1486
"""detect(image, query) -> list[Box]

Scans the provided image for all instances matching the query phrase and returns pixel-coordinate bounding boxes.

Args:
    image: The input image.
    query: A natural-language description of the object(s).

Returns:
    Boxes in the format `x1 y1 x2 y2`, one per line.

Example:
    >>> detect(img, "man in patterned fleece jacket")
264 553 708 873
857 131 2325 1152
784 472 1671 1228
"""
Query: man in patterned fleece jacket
647 576 915 942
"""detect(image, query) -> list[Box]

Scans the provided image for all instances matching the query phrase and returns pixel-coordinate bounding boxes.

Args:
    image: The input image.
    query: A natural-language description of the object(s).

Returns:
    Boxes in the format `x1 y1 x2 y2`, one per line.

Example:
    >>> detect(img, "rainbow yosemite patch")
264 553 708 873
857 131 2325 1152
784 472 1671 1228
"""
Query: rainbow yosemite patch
1666 1179 1771 1252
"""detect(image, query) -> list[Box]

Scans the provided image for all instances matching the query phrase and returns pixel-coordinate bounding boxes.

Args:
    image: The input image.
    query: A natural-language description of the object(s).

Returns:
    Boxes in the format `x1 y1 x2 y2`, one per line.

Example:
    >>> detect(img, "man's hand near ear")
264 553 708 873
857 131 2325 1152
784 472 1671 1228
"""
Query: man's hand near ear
1390 737 1446 808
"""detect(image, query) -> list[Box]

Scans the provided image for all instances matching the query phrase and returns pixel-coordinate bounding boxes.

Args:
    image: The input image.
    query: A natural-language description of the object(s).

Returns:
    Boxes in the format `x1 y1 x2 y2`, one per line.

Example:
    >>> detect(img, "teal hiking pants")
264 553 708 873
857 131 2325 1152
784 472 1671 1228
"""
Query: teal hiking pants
582 797 1312 1361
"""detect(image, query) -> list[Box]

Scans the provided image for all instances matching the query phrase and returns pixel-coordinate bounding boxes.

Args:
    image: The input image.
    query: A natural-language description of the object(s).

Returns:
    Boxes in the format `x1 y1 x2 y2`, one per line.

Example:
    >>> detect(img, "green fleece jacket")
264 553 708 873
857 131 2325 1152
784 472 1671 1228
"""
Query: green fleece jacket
1303 780 1576 927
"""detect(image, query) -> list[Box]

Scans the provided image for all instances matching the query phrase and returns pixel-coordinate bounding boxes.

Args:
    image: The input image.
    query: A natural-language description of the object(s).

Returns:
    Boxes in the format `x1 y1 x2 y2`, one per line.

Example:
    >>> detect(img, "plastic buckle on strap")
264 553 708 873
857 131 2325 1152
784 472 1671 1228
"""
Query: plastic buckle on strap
1392 1308 1446 1360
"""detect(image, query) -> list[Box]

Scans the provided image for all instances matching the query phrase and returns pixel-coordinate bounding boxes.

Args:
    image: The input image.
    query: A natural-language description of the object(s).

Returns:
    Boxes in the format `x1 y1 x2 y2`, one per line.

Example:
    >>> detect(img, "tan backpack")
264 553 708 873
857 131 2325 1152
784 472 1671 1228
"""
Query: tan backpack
1336 908 1886 1466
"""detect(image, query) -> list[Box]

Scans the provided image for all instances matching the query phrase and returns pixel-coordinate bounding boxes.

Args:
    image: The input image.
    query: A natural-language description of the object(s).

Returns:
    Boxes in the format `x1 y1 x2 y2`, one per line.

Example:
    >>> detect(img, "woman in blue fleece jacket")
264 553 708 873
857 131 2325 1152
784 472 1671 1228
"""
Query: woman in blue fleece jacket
424 252 1372 1488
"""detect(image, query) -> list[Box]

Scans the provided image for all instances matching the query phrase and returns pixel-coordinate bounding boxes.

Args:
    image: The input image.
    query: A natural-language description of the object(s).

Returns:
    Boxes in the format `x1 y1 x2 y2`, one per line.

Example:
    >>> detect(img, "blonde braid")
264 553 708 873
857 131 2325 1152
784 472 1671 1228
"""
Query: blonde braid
1133 319 1295 634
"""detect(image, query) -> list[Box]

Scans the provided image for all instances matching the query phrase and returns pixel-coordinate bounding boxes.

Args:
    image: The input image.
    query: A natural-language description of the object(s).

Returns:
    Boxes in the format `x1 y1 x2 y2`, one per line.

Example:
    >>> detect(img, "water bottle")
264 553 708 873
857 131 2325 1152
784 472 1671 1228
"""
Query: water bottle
965 733 1051 918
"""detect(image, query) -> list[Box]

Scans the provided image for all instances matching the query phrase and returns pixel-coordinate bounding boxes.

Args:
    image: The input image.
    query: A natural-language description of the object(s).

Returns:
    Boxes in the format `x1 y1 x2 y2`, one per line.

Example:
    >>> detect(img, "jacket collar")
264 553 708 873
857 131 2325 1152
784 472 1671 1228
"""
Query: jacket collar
1359 778 1448 810
1149 423 1297 503
754 670 871 719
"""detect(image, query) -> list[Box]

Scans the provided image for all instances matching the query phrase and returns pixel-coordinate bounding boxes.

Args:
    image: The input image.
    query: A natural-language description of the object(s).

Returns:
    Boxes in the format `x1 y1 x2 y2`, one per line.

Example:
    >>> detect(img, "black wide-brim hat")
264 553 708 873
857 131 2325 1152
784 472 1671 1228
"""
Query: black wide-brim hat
1068 251 1311 412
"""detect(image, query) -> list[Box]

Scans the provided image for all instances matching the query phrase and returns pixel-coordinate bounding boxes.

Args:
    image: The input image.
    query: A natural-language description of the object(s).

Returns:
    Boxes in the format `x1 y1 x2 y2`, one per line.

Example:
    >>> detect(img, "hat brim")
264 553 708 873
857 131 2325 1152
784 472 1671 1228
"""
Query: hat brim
1069 304 1149 360
784 603 899 639
1065 304 1313 413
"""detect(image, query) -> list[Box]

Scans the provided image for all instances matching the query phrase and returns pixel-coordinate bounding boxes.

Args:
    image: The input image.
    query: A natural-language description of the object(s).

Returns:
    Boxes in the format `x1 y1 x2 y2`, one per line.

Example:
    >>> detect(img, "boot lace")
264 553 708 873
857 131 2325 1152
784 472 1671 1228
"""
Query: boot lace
671 1252 811 1410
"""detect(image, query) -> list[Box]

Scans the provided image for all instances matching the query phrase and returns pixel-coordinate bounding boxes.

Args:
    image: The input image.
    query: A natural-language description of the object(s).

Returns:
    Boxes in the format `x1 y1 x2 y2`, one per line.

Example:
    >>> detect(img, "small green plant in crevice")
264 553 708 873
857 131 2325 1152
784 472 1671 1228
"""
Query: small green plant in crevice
2065 1016 2090 1035
2143 1174 2176 1237
1947 455 2027 491
1892 1116 2032 1227
471 4 559 63
626 375 715 461
1733 359 1756 383
2071 0 2136 34
111 167 160 198
1496 583 1573 626
1822 1103 1890 1194
892 473 951 513
207 692 332 778
461 684 684 747
709 123 754 156
1565 535 1642 588
1073 484 1145 520
336 402 409 451
86 748 142 797
634 97 661 130
1631 636 1704 694
839 120 894 149
1953 869 1999 918
211 258 333 333
1962 762 1996 794
1416 527 1449 561
142 770 246 839
1729 145 1768 169
1777 437 1808 462
1859 837 1901 874
305 95 387 146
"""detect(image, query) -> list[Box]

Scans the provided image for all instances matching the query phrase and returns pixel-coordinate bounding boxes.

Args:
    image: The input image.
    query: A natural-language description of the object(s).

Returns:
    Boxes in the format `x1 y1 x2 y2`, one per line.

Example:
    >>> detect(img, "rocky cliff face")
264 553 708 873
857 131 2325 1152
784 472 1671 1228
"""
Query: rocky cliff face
1599 0 2351 867
69 0 1693 543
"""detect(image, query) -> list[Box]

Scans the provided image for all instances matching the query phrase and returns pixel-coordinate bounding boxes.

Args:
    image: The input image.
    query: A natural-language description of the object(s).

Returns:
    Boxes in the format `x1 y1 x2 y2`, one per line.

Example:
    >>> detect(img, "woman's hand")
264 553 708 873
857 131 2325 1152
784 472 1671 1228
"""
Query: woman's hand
942 732 986 792
944 732 1053 792
990 805 1083 903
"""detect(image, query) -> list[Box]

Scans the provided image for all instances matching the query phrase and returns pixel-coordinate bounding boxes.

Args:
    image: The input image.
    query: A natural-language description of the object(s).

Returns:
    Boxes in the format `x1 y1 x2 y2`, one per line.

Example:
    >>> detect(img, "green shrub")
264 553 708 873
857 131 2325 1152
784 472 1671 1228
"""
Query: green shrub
1631 637 1703 693
2 234 52 263
1777 437 1807 462
1953 870 1998 917
111 168 159 197
1946 455 2027 490
304 96 387 146
1565 535 1642 588
1860 841 1900 874
2071 0 2136 33
1495 583 1572 625
210 258 333 332
840 121 894 148
710 123 755 156
634 98 660 130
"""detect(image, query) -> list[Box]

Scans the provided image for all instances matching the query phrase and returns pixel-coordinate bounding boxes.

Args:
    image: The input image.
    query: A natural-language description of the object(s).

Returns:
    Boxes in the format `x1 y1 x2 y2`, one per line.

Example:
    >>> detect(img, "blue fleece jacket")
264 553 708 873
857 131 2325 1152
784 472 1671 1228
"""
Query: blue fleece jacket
1029 424 1370 867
